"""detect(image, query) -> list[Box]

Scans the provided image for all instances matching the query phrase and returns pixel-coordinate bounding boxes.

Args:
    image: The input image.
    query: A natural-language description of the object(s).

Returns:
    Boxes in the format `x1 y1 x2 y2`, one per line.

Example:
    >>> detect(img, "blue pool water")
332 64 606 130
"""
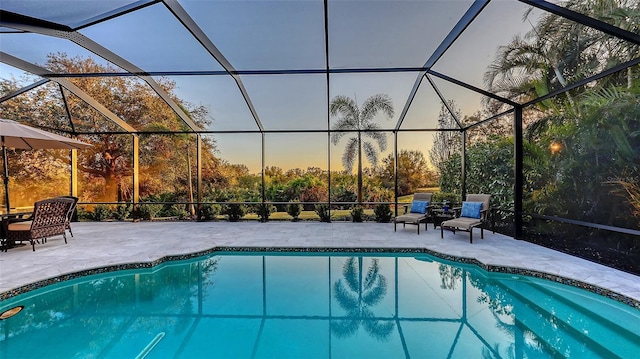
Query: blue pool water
1 252 639 358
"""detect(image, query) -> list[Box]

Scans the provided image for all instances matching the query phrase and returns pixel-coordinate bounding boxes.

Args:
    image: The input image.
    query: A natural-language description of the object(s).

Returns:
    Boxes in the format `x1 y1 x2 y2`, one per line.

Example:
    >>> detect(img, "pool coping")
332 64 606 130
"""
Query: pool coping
2 245 638 309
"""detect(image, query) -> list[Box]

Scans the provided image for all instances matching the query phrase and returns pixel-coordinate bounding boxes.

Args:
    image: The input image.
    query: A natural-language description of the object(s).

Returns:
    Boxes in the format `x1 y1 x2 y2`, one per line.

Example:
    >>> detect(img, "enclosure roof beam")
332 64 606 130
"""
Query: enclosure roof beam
395 0 489 131
0 10 72 32
0 51 137 133
427 70 518 107
59 83 77 134
522 56 640 108
72 1 161 30
0 79 50 103
69 128 460 136
463 108 515 131
425 74 463 129
519 0 640 45
163 0 265 133
0 10 202 132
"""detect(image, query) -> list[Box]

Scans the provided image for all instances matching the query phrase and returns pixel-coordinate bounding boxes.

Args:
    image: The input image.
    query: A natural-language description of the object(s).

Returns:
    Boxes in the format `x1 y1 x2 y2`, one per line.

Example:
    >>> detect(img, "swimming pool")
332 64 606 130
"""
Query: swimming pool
1 252 638 358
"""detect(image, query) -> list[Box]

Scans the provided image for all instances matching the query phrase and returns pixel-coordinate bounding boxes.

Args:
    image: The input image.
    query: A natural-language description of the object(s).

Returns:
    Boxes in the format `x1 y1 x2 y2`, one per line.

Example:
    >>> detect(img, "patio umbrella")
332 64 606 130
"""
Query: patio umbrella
0 119 92 213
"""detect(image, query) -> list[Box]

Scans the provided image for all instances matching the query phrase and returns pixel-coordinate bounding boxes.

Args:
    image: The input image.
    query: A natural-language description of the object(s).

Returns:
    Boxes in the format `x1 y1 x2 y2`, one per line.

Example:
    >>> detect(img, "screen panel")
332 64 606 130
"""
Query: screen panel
0 33 122 73
158 75 259 132
328 0 472 69
0 0 147 28
79 3 224 73
242 74 328 131
432 1 545 98
178 0 326 71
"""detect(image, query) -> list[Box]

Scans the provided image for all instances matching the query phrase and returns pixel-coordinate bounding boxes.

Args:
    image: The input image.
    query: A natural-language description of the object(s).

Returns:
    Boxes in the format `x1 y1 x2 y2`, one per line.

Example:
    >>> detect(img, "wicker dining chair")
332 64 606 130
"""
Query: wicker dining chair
5 197 74 251
57 196 79 237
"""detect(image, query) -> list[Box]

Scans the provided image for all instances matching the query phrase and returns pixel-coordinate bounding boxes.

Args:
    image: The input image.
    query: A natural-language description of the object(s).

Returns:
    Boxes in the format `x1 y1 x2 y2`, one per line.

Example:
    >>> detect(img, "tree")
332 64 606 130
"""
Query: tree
0 79 72 207
429 102 461 172
379 150 435 196
535 87 640 228
438 136 514 211
0 54 219 203
330 94 394 204
484 0 640 113
481 2 639 227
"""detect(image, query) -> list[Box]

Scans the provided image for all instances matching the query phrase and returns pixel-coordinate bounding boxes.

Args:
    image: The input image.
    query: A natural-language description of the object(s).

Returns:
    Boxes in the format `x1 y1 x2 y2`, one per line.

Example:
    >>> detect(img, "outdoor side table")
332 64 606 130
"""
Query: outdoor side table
431 209 455 229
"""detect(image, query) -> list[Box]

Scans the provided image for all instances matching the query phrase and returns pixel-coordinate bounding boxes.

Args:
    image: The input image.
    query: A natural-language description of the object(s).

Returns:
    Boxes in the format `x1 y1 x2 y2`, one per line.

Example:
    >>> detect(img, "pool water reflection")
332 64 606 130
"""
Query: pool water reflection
1 252 638 358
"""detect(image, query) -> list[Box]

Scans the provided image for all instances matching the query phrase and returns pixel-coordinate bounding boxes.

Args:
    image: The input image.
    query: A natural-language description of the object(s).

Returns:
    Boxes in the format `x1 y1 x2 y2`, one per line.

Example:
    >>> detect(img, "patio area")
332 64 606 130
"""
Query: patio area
1 221 639 308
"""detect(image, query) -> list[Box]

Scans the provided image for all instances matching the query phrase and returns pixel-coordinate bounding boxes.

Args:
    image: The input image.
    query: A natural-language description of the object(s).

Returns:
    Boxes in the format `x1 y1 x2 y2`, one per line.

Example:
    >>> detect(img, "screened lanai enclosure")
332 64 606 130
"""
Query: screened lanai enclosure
0 0 638 272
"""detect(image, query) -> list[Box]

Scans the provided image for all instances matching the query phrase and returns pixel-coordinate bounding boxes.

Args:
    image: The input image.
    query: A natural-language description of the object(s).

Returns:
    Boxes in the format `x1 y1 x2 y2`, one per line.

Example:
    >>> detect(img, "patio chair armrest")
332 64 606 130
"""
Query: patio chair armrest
402 204 409 214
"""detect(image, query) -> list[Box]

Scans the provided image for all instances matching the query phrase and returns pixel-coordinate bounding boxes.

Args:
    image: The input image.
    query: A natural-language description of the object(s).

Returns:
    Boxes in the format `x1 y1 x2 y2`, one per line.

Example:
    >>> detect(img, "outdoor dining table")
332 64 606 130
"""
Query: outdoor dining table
1 210 33 251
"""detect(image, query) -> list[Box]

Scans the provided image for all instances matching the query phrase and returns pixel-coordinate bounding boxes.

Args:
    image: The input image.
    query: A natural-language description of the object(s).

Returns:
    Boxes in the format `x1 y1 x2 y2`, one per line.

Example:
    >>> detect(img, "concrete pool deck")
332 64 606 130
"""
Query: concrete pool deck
1 221 639 307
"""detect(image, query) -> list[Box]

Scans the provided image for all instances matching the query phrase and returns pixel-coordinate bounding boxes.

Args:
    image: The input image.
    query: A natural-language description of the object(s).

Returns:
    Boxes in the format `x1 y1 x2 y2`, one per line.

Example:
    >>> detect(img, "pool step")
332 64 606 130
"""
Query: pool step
497 279 640 359
504 295 608 358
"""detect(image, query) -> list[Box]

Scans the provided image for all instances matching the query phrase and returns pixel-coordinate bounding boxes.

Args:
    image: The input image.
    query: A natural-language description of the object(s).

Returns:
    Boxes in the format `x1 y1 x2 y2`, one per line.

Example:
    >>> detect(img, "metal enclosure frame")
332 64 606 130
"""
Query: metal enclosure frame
0 0 638 238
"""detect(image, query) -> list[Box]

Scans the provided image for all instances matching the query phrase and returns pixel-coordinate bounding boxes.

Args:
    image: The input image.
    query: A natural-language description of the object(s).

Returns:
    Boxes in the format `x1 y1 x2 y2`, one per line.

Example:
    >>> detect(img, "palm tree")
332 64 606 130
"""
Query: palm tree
484 1 640 112
330 94 394 204
331 257 394 341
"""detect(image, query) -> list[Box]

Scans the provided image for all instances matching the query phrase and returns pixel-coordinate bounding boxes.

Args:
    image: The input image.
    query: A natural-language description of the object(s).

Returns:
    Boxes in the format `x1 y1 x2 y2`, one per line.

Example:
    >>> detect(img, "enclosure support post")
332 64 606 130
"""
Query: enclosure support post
327 129 331 214
196 135 202 221
324 0 331 217
132 135 139 219
70 149 78 197
514 105 524 239
394 131 398 216
461 130 467 201
261 133 266 222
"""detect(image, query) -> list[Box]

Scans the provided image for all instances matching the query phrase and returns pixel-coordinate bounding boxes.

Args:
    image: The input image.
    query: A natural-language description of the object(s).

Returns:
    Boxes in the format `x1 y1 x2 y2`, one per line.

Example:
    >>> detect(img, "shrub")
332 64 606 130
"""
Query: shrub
287 201 302 221
350 205 365 222
114 204 132 220
315 204 331 223
200 203 221 221
160 204 191 219
92 204 112 221
257 203 274 222
76 205 92 220
374 203 393 223
331 187 357 210
138 203 163 220
172 205 191 220
225 203 246 222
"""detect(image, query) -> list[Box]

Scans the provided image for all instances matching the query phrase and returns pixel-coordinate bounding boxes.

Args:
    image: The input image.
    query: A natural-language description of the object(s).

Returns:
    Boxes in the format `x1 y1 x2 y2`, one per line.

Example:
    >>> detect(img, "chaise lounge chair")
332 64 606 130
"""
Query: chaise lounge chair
394 193 433 234
440 194 491 243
